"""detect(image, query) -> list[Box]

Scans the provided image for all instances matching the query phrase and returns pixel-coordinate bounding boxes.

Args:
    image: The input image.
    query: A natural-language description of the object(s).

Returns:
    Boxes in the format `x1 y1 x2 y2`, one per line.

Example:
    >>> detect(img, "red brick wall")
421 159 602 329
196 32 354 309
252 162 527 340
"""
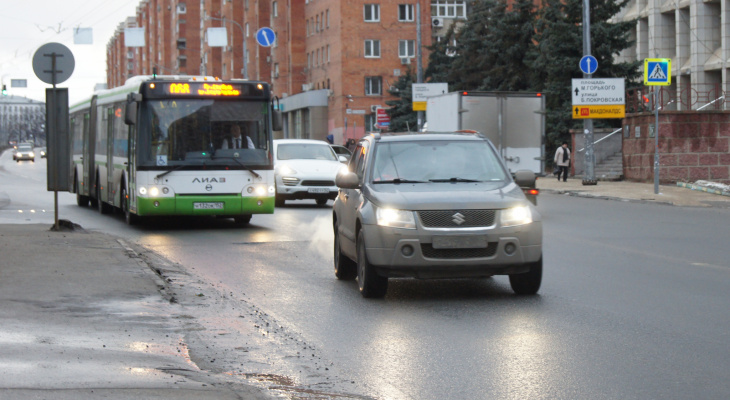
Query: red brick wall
623 112 730 184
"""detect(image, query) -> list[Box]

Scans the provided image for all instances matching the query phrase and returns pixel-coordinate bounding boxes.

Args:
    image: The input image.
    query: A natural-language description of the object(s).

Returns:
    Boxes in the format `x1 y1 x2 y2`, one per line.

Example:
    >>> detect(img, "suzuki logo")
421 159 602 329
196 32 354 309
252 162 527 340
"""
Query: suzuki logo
452 212 466 225
205 184 213 191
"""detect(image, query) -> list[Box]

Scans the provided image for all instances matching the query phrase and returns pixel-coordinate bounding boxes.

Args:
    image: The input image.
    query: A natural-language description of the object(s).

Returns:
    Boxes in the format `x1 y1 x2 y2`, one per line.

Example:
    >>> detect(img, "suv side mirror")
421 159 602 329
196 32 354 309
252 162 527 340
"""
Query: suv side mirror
335 171 360 189
338 155 349 163
513 170 536 188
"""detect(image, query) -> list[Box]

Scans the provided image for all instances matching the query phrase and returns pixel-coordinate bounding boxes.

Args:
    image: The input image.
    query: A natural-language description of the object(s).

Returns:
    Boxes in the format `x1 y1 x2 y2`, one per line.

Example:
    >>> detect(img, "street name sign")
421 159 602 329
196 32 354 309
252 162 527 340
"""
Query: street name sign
571 78 625 119
412 83 448 111
644 58 671 86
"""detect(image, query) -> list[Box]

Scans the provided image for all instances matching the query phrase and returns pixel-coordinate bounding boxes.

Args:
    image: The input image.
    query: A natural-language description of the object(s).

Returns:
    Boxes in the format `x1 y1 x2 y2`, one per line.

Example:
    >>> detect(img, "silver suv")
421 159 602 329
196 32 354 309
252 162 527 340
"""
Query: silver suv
332 132 542 298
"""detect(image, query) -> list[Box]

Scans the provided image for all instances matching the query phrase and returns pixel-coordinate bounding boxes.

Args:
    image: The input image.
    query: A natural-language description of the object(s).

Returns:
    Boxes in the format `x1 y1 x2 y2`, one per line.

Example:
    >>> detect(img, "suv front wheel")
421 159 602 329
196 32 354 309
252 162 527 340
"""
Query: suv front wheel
508 256 542 295
357 229 388 298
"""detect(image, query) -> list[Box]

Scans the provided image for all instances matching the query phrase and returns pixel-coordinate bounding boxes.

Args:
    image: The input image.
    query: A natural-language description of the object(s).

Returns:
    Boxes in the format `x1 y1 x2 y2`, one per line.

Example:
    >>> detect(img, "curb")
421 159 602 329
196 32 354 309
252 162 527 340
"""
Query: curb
677 182 730 198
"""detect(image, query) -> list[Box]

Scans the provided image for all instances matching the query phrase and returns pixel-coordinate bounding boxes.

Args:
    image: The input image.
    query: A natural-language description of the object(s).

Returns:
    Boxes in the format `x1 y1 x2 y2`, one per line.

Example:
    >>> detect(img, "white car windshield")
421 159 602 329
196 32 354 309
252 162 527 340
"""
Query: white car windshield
277 144 337 161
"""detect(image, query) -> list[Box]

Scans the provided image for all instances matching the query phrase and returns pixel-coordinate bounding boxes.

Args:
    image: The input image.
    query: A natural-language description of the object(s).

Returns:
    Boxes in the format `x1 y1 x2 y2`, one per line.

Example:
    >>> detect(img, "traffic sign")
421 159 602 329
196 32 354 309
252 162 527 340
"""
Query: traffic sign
412 83 448 111
376 107 390 127
256 27 276 47
644 58 671 86
32 43 75 85
579 55 598 75
571 78 625 119
572 105 625 119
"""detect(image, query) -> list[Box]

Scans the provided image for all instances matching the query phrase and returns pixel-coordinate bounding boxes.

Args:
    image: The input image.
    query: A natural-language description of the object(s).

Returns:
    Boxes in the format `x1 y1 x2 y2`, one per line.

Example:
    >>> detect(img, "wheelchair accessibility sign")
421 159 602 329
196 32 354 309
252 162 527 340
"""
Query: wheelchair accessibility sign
644 59 671 86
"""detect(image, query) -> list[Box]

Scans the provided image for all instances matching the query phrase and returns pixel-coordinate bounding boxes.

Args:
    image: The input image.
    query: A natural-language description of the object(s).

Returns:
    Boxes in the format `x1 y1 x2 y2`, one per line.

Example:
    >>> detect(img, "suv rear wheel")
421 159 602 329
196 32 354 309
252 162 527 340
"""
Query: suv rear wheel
357 229 388 298
509 257 542 295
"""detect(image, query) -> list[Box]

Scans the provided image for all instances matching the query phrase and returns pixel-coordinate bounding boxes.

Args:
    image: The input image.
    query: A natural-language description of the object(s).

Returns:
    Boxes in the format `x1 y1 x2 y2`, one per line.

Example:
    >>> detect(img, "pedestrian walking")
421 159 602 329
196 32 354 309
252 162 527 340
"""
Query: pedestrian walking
554 141 571 182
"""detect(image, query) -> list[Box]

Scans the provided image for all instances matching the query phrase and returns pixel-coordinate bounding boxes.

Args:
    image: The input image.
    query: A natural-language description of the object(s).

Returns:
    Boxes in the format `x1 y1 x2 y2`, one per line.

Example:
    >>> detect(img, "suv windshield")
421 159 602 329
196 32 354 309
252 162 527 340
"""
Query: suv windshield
277 143 337 161
17 145 32 151
371 140 509 183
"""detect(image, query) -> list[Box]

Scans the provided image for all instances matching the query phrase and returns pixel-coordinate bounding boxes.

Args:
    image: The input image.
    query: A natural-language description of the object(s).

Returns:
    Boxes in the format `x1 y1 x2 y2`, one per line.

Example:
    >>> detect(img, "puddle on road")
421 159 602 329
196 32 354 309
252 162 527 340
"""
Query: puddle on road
230 372 370 400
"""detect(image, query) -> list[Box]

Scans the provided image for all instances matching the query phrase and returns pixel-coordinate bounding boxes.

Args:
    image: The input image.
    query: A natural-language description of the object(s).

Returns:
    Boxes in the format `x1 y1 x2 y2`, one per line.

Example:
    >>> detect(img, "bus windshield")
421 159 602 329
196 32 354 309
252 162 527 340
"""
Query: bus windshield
138 99 271 168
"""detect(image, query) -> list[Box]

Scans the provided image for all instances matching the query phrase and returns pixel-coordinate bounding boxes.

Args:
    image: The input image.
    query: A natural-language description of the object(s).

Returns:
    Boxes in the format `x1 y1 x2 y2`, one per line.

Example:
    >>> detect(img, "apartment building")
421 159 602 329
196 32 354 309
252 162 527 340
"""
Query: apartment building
613 0 729 110
106 1 468 143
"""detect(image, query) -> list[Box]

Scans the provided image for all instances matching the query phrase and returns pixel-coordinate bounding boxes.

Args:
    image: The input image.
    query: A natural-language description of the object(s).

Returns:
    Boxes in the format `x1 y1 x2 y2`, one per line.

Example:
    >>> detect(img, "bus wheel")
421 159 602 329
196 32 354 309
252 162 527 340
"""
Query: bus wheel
76 178 89 207
121 188 138 225
234 214 252 225
97 185 112 214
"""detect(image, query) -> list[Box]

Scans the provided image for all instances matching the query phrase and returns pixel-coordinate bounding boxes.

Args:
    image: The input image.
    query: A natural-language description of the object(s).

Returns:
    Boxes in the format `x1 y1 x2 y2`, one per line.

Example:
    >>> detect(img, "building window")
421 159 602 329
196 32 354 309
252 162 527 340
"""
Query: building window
316 15 320 32
399 40 415 58
399 4 414 21
274 63 279 78
177 3 186 14
327 45 330 62
246 22 249 37
326 9 330 28
177 38 187 49
364 4 380 22
431 0 467 18
273 1 278 17
365 76 382 95
364 40 381 58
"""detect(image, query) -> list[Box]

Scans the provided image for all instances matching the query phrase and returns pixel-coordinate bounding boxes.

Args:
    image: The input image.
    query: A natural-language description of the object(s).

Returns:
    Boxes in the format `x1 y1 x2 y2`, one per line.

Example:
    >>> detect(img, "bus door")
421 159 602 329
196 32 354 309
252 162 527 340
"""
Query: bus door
84 96 98 198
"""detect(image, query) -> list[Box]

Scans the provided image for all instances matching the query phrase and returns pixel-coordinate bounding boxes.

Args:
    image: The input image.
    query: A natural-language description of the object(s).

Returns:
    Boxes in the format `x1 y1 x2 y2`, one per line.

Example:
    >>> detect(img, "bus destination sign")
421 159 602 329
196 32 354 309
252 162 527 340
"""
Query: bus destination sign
164 82 243 96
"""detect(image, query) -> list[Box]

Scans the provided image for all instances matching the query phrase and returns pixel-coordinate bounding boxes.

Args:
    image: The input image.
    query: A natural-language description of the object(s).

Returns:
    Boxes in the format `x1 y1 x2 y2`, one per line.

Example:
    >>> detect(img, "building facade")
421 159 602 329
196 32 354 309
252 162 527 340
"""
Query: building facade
106 0 469 143
0 96 46 146
614 0 730 111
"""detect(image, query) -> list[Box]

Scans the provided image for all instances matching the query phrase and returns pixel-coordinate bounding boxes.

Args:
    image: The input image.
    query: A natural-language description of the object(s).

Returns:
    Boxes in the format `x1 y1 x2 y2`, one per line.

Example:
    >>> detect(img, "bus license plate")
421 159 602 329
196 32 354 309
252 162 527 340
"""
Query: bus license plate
194 202 224 210
432 235 488 249
307 188 329 194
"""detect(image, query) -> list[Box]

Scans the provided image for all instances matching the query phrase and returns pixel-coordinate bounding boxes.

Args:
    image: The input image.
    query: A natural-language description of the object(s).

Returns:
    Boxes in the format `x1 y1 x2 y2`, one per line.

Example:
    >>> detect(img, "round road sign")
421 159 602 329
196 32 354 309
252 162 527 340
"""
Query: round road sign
32 42 75 85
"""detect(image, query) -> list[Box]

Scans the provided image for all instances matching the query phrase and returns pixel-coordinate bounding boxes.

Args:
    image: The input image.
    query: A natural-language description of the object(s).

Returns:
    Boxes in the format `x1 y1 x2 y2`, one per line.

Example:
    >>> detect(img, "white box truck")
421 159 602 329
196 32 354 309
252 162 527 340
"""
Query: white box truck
426 91 546 176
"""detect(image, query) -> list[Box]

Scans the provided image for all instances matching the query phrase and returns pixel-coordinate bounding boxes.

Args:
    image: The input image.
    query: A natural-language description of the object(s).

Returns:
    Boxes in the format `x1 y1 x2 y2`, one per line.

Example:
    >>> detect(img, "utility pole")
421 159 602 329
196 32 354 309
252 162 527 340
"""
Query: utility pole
416 2 424 132
582 0 597 185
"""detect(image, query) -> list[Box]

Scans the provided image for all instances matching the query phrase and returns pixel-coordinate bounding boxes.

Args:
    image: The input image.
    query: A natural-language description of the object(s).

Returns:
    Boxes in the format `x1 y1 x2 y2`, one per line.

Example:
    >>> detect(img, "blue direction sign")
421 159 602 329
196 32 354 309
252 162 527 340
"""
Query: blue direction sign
256 27 276 47
580 56 598 74
579 55 598 75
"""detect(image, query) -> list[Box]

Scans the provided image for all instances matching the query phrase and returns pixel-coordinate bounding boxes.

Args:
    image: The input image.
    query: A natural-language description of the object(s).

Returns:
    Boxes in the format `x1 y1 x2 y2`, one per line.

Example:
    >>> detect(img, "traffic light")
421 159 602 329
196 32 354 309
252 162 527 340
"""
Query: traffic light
1 85 6 96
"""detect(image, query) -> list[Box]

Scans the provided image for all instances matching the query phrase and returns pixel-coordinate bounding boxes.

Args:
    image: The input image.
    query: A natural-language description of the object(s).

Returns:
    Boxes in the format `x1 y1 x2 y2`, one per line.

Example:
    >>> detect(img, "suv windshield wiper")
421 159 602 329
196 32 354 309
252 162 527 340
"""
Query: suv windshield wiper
429 178 483 183
156 164 188 179
373 178 427 184
211 155 261 179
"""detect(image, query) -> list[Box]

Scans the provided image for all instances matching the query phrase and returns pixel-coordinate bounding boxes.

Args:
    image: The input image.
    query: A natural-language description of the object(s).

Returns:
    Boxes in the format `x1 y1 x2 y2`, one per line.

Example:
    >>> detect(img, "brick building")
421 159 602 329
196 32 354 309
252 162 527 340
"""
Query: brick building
106 0 469 143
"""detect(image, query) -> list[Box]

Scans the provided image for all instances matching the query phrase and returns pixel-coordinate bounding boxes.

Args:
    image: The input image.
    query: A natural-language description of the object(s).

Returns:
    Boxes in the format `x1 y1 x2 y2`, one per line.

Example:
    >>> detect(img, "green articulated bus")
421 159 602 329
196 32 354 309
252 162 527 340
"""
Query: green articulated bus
69 75 282 225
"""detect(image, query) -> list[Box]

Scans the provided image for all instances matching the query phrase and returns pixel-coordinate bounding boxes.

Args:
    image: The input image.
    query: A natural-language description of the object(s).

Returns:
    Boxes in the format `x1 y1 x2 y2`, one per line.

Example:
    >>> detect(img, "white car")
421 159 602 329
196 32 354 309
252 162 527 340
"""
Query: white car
273 139 347 207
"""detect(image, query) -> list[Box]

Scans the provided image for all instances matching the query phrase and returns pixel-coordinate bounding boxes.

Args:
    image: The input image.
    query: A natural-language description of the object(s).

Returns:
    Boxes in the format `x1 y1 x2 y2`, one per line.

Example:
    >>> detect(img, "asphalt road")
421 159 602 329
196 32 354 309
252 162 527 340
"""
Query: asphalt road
3 150 730 399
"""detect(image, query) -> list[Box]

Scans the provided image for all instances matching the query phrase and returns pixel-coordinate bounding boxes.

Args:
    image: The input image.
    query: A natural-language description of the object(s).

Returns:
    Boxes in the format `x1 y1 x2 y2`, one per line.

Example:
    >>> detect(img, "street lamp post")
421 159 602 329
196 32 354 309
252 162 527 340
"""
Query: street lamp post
206 16 248 80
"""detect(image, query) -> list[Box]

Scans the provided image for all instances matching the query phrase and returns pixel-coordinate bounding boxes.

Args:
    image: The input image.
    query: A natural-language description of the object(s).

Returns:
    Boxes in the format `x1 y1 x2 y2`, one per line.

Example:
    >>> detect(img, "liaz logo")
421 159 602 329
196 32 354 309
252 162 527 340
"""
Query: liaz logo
192 177 226 183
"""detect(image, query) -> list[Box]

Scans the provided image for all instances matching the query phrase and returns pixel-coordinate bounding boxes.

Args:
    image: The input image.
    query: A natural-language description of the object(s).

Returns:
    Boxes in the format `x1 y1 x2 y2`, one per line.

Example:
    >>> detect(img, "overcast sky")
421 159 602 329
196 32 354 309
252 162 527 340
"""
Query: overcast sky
0 0 141 105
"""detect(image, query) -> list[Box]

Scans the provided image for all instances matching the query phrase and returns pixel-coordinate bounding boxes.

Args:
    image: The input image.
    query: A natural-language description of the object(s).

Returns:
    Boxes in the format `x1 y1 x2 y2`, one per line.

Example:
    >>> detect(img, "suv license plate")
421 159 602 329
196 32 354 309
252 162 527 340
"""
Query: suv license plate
194 202 224 210
307 188 329 193
432 235 488 249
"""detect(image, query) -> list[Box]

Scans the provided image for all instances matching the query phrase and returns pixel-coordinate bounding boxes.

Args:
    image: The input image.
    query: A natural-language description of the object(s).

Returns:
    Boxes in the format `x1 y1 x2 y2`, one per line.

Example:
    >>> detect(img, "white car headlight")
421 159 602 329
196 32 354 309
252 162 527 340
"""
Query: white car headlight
279 165 297 175
501 206 532 227
376 207 416 229
29 152 35 157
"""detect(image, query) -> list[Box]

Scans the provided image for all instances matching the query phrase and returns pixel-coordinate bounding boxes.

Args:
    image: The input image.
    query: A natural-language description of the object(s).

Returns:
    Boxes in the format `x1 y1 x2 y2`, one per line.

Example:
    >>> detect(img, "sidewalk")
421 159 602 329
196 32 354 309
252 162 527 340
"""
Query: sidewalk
537 176 730 207
0 223 274 400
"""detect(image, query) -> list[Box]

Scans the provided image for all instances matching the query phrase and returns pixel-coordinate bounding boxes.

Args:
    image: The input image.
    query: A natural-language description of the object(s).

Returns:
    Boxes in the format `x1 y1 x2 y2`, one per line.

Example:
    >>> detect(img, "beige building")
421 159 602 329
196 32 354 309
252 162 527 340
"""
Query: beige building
614 0 729 110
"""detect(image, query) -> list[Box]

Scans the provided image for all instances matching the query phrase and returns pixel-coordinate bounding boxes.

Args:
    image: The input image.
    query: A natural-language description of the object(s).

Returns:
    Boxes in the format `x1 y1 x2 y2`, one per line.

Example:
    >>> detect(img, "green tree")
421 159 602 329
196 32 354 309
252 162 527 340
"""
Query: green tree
530 0 640 152
385 68 418 132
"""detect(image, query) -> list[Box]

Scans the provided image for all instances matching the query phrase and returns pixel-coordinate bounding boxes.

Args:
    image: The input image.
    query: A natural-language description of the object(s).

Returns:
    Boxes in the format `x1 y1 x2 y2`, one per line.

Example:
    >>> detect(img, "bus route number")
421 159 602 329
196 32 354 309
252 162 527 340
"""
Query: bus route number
168 83 190 94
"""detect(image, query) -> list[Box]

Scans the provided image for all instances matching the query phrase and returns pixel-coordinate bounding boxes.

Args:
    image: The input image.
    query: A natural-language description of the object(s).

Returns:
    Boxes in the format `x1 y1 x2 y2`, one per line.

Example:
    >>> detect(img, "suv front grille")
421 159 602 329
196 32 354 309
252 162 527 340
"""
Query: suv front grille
420 243 498 259
418 210 496 228
300 180 335 187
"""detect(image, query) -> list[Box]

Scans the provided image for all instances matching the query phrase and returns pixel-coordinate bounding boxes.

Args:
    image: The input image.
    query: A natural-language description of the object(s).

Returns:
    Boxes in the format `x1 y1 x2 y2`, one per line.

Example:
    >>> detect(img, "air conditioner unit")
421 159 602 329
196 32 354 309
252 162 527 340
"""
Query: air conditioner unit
370 105 379 112
266 56 271 62
328 89 334 97
400 58 411 65
302 83 311 91
432 17 444 28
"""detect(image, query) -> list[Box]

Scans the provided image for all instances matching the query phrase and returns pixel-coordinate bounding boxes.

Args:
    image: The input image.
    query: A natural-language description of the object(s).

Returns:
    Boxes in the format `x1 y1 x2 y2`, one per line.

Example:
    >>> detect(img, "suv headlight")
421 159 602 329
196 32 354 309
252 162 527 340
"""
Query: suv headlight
501 206 532 227
376 207 416 229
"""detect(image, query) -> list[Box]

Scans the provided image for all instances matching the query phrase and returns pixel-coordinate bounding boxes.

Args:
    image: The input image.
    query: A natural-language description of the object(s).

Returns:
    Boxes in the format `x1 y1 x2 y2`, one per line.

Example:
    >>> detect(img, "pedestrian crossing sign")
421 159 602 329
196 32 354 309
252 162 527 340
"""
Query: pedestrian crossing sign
644 58 671 86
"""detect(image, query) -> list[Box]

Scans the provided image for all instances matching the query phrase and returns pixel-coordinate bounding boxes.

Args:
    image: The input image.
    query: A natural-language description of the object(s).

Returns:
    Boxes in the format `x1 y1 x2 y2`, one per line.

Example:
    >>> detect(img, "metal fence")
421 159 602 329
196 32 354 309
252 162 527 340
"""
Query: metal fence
626 83 726 113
